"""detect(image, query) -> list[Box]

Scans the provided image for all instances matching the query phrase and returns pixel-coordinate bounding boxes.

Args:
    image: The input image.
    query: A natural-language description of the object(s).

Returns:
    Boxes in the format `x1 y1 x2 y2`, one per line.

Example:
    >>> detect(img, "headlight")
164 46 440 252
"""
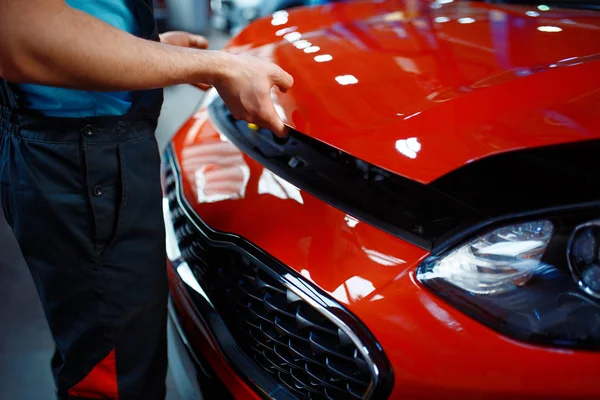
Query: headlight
418 215 600 350
569 220 600 299
419 220 554 295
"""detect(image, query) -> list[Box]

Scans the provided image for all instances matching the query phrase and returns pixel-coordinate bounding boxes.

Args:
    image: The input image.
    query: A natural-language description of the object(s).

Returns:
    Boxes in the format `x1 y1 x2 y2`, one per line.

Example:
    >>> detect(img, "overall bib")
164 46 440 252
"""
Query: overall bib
0 2 168 399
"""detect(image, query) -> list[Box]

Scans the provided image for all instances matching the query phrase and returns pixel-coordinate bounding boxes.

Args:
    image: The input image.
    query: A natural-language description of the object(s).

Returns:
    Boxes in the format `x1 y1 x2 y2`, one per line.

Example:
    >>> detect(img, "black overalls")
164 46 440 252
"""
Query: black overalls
0 2 168 399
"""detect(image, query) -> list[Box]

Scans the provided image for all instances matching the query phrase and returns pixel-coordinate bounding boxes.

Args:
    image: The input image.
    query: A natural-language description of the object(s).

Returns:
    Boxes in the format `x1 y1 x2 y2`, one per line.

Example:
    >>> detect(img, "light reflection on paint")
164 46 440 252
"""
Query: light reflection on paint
422 294 463 331
193 164 250 203
395 137 422 159
363 248 406 267
162 198 214 306
258 169 304 204
344 214 359 228
403 111 421 121
395 56 420 74
177 263 214 305
304 46 320 53
276 26 297 36
294 40 311 49
284 32 302 42
538 26 562 33
300 269 314 282
431 0 453 8
270 88 288 123
163 197 181 261
314 54 333 62
335 75 359 85
272 18 288 26
332 276 376 304
458 17 476 24
559 57 578 63
434 16 450 23
383 11 405 22
181 141 250 204
271 10 289 26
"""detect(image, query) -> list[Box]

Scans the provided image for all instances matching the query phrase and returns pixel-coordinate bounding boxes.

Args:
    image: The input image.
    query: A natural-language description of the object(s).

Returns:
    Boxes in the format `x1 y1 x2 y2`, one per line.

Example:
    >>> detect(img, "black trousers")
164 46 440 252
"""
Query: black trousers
0 109 168 399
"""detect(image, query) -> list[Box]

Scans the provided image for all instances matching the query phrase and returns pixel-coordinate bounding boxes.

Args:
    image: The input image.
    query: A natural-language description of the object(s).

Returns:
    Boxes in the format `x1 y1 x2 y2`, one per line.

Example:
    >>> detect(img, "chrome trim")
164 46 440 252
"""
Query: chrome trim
568 219 600 300
164 145 393 399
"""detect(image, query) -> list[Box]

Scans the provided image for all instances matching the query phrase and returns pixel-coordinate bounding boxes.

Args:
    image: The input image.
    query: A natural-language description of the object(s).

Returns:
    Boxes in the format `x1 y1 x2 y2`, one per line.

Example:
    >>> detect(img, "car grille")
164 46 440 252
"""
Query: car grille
163 151 392 400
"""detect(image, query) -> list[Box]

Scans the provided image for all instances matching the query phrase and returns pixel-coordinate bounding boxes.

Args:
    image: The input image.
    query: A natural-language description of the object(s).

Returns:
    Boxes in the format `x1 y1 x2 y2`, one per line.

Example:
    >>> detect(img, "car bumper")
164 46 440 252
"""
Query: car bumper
168 263 264 400
164 108 600 399
169 292 248 400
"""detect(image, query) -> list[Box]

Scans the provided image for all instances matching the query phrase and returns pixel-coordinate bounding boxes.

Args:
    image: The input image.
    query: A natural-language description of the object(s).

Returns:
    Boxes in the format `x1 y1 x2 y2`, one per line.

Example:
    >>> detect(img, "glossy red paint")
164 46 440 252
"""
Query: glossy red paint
167 1 600 399
228 0 600 183
170 116 600 399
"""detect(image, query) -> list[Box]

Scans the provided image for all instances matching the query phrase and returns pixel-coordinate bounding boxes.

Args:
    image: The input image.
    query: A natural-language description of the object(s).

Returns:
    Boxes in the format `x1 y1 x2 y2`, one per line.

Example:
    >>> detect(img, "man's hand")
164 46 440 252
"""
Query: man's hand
0 0 294 136
213 55 294 137
159 31 293 135
160 31 212 90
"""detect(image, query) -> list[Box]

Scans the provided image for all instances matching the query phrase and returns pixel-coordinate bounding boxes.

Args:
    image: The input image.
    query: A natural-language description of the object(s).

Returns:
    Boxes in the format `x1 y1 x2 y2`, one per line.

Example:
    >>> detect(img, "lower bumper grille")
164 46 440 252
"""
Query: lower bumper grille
163 147 393 399
209 253 370 399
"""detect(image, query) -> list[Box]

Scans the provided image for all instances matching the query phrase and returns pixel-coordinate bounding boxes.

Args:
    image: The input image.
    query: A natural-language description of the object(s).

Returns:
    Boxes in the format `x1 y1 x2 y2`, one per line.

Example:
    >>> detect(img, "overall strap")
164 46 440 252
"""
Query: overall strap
0 79 19 110
128 0 163 115
134 0 160 42
0 78 20 127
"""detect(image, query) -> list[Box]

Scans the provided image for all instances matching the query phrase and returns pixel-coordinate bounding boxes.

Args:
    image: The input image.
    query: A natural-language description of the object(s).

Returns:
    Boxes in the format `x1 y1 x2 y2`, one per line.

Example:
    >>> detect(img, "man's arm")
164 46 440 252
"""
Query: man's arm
0 0 293 135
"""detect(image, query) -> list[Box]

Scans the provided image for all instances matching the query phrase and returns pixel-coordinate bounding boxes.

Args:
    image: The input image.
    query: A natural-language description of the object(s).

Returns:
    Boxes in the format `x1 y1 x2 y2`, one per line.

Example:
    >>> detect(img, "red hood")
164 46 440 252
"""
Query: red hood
227 0 600 183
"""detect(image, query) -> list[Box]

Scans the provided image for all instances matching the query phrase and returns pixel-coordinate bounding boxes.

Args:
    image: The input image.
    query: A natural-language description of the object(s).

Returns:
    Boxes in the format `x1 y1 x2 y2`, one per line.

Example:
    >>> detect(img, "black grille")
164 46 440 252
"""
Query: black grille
219 259 371 399
163 152 392 399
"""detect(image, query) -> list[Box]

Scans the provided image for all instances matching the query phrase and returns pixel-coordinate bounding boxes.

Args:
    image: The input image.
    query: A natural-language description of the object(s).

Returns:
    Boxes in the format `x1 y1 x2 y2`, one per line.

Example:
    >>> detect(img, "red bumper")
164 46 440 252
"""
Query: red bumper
165 113 600 400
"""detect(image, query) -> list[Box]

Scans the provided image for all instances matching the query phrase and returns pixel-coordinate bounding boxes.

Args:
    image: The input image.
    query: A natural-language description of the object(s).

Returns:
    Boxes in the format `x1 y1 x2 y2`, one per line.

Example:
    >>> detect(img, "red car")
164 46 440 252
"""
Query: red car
162 0 600 399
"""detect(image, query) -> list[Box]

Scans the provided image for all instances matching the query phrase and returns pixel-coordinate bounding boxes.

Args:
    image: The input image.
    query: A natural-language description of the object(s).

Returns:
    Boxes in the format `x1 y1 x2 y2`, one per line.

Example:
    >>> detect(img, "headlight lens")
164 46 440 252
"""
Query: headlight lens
569 220 600 298
418 217 600 350
419 220 554 295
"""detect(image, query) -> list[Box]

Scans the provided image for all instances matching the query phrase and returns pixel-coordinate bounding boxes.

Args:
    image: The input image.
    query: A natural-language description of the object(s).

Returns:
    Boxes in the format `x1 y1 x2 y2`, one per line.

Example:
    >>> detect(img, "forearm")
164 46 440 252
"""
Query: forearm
0 1 228 90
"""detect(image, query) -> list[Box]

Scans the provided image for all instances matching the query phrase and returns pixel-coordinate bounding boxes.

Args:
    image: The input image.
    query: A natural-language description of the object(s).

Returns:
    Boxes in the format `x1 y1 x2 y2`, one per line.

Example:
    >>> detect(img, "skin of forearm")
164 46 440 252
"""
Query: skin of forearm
0 0 230 91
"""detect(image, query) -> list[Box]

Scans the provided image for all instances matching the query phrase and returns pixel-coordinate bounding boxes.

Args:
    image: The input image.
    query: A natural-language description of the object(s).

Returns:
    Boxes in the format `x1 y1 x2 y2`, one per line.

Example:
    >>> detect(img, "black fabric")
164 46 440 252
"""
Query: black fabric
0 110 168 400
0 1 168 399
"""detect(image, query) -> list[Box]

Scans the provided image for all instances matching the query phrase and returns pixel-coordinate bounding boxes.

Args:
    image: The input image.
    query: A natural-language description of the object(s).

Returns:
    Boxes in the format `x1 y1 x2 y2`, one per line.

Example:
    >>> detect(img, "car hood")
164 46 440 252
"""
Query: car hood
227 0 600 183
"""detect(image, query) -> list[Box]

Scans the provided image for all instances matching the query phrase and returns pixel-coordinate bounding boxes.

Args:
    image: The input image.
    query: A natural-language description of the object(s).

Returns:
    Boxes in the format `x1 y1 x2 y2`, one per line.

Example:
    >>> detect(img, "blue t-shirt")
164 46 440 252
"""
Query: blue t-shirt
15 0 140 117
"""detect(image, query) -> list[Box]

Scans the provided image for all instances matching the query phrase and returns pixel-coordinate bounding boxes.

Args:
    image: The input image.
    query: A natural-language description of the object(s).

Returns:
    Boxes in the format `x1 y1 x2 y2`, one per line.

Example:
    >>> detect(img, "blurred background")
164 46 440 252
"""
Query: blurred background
154 0 338 36
0 1 345 399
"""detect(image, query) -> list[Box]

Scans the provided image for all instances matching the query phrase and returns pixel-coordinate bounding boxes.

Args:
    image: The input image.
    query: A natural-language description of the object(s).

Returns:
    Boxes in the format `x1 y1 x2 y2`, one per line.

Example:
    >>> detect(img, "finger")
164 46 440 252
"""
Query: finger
188 34 210 49
255 100 288 137
193 82 213 91
271 68 294 93
159 31 187 46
